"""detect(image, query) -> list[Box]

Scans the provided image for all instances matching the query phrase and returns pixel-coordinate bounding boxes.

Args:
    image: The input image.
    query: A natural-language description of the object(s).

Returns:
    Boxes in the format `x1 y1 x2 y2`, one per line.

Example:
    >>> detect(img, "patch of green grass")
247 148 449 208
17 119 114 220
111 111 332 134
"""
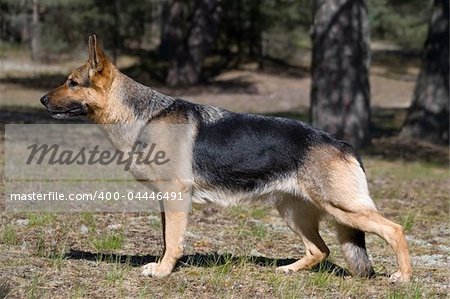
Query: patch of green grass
91 231 124 252
388 282 423 299
267 274 306 298
228 206 248 219
70 284 87 299
366 158 448 203
205 252 235 272
148 215 161 229
237 220 268 240
138 285 150 299
50 248 67 271
80 212 96 228
174 278 189 295
27 213 57 227
35 231 47 258
307 270 334 288
246 223 267 239
367 159 446 182
402 212 416 232
207 264 235 287
200 253 243 288
337 277 364 296
2 225 19 246
26 275 41 299
105 264 125 285
228 205 271 220
250 206 271 219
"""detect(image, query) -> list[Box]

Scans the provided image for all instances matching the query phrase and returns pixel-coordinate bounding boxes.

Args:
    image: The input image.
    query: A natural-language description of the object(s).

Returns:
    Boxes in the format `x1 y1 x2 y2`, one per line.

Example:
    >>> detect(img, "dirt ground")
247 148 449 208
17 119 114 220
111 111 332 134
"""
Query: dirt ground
0 50 448 298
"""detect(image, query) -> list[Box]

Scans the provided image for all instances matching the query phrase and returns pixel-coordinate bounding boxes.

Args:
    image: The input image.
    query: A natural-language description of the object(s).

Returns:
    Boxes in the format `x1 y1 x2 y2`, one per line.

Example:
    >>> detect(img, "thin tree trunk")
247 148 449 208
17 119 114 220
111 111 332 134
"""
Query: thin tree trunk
310 0 371 149
249 0 263 69
159 0 175 60
0 3 3 40
400 0 449 145
236 0 243 62
165 0 221 86
20 0 30 45
111 0 121 64
31 0 40 61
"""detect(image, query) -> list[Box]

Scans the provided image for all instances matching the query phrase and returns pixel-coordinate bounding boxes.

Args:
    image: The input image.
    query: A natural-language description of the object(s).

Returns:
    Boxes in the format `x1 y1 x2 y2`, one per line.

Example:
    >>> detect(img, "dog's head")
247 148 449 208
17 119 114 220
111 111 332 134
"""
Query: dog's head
40 35 114 119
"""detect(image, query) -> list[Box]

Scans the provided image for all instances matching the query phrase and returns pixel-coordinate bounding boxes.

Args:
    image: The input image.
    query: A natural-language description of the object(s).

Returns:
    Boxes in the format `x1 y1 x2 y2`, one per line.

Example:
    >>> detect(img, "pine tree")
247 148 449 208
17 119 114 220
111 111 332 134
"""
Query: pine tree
400 0 449 145
310 0 371 148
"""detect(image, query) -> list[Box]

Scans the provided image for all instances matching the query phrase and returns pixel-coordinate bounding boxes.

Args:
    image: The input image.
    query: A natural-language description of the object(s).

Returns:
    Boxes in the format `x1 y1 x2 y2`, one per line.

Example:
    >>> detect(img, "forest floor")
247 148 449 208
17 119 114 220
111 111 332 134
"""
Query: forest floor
0 48 448 298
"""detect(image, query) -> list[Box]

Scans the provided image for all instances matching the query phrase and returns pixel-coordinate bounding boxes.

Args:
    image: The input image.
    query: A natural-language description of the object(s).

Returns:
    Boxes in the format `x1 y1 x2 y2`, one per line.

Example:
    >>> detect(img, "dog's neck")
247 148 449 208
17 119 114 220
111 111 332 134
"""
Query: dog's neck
90 68 174 124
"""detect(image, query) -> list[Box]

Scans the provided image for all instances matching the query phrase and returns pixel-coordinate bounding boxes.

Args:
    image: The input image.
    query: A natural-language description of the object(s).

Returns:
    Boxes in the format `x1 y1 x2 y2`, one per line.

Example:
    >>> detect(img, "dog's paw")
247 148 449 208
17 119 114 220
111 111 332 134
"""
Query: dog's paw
141 262 172 278
389 271 411 283
276 265 296 275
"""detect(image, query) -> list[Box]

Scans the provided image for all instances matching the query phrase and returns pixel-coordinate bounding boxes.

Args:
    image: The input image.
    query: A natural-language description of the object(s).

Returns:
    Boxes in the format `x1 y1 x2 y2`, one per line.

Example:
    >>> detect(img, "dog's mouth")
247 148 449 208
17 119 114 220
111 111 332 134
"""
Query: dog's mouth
49 105 88 119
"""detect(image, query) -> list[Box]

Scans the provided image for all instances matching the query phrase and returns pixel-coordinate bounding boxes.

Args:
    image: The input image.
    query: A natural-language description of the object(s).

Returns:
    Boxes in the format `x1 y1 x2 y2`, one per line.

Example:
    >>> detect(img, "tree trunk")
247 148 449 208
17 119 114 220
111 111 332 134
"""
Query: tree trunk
400 0 449 145
164 0 221 86
20 0 30 45
0 2 4 40
310 0 371 149
112 0 120 64
159 0 176 60
30 0 40 61
249 0 263 69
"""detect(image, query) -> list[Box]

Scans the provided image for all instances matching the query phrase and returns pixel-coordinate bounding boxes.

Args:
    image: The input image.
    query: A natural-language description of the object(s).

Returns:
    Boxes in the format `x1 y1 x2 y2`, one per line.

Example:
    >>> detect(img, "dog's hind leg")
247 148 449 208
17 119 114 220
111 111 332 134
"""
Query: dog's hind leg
326 204 411 282
336 223 375 277
312 154 412 282
275 196 330 273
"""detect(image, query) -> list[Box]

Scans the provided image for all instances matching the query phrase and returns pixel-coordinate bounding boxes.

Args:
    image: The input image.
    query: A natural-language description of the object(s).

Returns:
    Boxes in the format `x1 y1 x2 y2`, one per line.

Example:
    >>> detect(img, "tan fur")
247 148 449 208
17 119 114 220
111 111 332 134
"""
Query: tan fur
90 73 136 124
283 145 412 282
275 196 329 273
299 145 377 211
142 210 189 277
152 110 190 125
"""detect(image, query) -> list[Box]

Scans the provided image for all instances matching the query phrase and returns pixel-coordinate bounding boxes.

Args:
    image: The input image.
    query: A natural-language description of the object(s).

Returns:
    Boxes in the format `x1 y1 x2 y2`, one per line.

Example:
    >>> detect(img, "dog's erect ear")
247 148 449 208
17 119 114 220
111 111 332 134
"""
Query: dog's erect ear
88 34 106 72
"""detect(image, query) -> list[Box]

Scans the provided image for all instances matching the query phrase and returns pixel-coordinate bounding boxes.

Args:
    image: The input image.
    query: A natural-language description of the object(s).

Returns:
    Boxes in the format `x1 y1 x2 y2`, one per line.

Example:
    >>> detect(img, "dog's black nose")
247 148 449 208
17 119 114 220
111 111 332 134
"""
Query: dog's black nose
40 95 49 106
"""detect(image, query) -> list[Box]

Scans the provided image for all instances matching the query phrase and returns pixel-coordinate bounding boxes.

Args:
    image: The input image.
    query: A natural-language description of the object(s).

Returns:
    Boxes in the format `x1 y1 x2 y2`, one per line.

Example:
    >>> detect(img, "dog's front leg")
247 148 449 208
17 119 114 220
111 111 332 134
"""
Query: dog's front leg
142 210 188 277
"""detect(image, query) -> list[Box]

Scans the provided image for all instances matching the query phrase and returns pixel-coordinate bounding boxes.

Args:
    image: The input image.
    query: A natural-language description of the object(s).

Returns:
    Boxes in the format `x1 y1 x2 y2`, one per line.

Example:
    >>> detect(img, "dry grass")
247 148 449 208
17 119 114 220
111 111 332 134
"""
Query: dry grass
0 155 448 298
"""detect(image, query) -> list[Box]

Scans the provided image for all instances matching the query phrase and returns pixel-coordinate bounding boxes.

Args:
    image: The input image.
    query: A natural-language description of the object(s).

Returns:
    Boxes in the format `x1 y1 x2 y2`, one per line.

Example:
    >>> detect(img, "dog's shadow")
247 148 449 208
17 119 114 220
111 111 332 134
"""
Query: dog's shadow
64 249 351 277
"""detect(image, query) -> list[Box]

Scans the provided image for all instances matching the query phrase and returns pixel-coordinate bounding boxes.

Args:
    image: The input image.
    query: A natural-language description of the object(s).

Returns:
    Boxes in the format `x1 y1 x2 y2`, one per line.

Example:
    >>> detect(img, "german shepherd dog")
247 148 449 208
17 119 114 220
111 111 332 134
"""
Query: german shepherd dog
40 35 412 282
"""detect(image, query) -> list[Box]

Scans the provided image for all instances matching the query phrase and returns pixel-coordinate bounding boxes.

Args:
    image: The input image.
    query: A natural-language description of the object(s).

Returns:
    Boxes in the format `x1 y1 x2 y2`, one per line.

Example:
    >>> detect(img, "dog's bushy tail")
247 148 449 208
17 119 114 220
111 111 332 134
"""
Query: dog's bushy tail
336 224 375 277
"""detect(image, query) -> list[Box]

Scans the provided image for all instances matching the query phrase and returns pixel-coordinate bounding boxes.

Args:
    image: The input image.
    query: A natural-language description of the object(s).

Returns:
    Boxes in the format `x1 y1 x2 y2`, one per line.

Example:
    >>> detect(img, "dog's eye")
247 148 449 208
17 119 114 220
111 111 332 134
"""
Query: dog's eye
68 80 79 88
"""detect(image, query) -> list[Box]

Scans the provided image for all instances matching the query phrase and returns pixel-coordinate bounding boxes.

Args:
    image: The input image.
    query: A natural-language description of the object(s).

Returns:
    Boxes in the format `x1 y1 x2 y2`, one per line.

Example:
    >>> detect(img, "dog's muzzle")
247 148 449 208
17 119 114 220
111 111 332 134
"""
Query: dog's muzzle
40 95 87 119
